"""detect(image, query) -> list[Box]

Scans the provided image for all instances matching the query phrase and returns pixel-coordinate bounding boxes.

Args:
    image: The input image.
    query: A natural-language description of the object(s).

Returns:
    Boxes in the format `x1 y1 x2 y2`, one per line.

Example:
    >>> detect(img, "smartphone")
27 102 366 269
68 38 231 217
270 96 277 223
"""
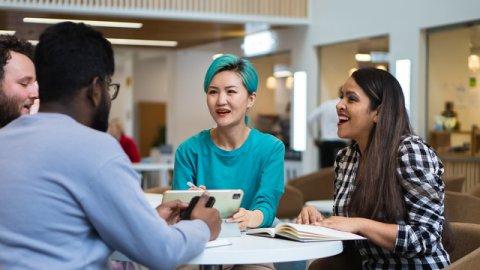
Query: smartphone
180 196 216 220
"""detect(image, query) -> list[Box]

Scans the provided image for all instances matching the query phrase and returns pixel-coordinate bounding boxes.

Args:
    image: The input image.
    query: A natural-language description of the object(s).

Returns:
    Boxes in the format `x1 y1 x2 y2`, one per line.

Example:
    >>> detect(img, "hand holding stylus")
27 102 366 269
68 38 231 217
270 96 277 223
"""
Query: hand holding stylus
186 181 206 190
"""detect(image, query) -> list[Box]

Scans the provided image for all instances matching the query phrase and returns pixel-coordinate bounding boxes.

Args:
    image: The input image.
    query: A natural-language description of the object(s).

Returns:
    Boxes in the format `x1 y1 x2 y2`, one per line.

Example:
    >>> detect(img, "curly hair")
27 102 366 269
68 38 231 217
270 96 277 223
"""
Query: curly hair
0 34 35 81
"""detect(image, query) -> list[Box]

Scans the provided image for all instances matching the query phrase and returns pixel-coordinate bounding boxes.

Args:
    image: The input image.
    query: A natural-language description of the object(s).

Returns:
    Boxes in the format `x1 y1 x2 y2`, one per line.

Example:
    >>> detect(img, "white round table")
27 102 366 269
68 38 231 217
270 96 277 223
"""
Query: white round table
187 234 343 270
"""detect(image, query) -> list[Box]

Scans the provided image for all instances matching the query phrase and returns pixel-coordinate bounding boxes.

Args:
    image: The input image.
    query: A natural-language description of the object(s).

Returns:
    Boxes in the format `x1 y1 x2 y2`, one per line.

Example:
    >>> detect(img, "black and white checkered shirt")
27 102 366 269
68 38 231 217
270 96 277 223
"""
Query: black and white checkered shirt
333 135 450 269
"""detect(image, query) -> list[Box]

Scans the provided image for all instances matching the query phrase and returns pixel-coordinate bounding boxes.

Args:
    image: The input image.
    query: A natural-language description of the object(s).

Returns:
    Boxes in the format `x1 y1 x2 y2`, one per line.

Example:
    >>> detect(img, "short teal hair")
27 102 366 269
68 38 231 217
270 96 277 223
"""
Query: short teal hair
203 54 258 94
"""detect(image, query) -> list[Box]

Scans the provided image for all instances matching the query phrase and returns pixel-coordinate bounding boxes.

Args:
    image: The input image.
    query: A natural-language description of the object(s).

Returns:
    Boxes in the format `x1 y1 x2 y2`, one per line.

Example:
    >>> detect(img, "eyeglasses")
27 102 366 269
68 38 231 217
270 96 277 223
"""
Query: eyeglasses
108 83 120 100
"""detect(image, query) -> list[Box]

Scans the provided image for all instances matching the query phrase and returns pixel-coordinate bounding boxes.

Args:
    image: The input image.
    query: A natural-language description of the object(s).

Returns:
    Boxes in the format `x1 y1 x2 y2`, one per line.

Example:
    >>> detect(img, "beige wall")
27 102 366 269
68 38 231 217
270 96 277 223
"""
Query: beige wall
318 41 358 103
428 28 480 133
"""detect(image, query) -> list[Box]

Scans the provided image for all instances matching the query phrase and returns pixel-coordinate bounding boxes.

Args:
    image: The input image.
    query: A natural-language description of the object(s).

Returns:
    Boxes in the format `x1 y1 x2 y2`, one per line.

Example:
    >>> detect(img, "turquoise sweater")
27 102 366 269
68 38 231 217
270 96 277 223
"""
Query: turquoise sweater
173 128 285 227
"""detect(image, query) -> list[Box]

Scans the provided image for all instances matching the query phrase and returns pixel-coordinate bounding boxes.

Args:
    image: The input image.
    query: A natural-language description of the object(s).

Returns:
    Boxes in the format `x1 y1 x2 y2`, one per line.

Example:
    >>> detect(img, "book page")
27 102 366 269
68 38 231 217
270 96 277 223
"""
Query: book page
246 227 276 237
277 223 365 241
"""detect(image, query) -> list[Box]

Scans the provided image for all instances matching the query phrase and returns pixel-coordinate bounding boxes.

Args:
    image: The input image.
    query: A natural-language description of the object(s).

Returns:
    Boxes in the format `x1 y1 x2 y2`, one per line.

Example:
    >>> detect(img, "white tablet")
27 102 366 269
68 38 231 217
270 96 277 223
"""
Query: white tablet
162 189 244 218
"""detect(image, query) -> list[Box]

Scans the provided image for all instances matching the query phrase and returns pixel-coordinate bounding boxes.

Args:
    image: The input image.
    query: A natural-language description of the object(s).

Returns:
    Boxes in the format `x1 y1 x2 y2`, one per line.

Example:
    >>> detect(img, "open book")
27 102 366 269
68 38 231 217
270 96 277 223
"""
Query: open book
246 223 365 242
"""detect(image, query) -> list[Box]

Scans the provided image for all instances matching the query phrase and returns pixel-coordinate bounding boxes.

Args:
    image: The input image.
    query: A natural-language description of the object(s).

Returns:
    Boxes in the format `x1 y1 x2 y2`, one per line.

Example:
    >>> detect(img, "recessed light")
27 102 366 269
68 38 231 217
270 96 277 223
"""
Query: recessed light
107 38 177 47
0 30 16 35
23 17 142 29
355 53 371 62
28 38 178 47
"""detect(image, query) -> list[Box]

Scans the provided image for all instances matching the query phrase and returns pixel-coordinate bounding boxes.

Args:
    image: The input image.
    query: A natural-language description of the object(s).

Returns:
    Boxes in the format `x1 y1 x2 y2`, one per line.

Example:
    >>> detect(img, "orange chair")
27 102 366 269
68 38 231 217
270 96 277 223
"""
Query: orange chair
445 191 480 224
444 175 466 193
468 184 480 198
288 167 335 203
276 185 304 219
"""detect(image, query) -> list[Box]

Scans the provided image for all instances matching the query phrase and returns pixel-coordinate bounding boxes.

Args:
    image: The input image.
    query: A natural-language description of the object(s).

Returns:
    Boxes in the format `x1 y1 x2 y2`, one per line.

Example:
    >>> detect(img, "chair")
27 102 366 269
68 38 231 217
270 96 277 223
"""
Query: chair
288 167 335 203
468 184 480 198
444 222 480 269
471 127 480 156
444 175 466 192
445 191 480 224
276 184 304 219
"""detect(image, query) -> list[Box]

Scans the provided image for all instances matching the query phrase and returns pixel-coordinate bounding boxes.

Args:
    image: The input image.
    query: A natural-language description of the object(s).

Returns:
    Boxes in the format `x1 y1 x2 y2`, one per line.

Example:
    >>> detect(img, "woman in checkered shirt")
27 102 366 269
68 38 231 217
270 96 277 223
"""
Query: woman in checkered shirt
297 68 451 269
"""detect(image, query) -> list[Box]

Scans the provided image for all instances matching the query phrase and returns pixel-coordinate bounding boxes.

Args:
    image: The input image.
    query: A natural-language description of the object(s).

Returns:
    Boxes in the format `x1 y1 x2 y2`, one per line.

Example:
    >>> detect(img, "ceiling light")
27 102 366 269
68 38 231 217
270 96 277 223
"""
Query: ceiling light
468 54 480 73
107 38 177 47
370 51 389 62
355 53 371 62
0 30 15 35
213 53 224 60
273 70 293 78
376 65 387 71
242 31 277 57
266 76 277 89
23 17 142 29
28 38 177 47
273 65 292 78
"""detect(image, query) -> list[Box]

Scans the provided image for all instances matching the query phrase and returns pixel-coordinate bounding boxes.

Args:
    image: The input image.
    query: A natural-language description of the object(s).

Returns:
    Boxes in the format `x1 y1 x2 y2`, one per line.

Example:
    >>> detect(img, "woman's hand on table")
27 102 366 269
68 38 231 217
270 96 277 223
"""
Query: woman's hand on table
295 206 324 225
313 216 361 233
226 208 263 231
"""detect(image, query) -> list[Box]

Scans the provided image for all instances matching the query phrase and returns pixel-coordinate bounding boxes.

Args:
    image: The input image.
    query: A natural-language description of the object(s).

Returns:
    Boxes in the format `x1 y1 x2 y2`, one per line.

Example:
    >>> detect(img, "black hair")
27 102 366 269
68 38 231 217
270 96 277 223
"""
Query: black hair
35 22 114 103
0 34 35 81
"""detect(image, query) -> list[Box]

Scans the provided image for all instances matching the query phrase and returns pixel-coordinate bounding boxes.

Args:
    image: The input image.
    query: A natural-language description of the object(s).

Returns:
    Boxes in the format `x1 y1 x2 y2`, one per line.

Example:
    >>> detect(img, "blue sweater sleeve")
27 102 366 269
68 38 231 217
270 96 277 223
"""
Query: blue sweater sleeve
249 138 285 227
83 155 209 269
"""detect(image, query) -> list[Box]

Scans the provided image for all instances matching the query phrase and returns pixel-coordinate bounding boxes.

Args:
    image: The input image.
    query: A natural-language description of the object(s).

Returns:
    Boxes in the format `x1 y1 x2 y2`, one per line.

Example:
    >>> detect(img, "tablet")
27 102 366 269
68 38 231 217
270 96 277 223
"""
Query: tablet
162 189 244 218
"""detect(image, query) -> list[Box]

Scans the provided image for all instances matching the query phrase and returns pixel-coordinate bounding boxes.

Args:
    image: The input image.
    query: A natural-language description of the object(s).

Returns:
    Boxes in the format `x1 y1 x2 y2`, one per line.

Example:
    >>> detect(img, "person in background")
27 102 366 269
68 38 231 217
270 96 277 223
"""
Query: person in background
0 22 221 270
173 54 285 231
0 34 38 127
441 101 459 130
108 118 141 163
297 68 451 269
307 89 347 168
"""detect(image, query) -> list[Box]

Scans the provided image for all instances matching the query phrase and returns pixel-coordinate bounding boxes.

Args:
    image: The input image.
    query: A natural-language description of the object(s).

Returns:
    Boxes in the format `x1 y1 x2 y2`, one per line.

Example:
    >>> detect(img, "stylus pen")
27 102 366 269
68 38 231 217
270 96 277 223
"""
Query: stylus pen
186 181 197 189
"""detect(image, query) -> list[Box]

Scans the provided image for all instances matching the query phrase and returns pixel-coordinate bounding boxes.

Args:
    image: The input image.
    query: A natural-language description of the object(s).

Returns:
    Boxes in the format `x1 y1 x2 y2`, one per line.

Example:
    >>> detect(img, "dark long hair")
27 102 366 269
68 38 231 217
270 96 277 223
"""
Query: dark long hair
348 68 412 223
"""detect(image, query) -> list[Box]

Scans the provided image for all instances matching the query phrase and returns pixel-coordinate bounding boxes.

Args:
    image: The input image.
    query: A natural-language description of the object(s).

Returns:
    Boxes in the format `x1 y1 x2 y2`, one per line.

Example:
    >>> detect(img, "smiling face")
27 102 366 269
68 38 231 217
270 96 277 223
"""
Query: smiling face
0 51 38 127
206 71 256 129
336 76 378 151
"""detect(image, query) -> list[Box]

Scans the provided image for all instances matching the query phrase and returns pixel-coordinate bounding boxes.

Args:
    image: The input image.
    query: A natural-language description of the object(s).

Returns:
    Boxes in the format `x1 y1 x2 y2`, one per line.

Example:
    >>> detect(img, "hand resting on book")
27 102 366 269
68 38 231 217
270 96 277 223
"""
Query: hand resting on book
246 222 365 242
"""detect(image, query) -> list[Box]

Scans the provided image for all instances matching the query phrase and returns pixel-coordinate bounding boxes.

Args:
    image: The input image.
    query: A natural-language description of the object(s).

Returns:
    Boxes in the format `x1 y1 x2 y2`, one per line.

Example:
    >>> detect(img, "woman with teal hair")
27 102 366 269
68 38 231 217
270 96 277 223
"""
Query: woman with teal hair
173 54 285 233
203 54 258 124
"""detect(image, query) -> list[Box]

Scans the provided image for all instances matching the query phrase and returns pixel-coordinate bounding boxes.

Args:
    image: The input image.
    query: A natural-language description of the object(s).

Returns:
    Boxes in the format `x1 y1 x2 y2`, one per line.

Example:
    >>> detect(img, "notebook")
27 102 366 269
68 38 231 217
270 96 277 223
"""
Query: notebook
247 222 365 242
